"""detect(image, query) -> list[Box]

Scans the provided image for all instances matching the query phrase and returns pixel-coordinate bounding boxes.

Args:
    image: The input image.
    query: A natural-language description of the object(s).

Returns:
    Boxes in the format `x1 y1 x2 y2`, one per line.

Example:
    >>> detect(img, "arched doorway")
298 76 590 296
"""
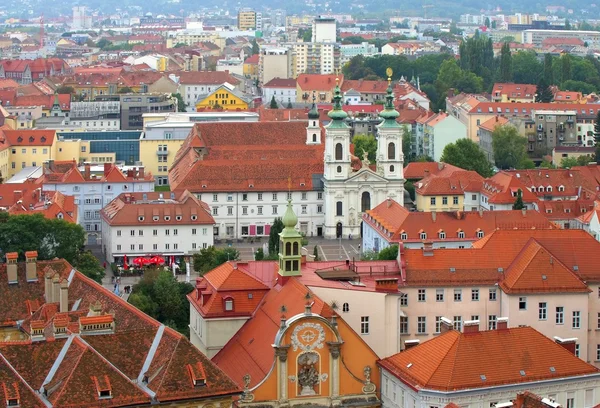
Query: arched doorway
336 222 343 238
361 191 371 212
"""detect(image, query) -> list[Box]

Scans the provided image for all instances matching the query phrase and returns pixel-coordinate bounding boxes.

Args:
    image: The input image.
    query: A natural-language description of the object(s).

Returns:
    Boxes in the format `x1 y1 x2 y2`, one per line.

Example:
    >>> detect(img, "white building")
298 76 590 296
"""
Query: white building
312 17 337 43
39 161 155 245
340 42 378 64
101 190 215 262
378 323 600 408
259 46 294 86
175 71 239 111
262 78 297 106
523 29 600 47
418 112 467 161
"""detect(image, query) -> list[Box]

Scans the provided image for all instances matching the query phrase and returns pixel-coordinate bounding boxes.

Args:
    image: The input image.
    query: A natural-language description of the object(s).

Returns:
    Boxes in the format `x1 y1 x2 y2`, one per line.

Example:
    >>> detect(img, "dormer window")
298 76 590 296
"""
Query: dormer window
3 382 19 407
439 231 446 239
400 232 407 240
191 215 197 221
29 136 34 143
530 186 536 192
138 216 144 221
17 137 22 142
57 213 63 219
546 186 552 192
92 375 112 400
187 363 207 387
224 297 234 311
458 231 465 239
419 232 426 240
164 216 170 221
558 186 564 192
176 215 182 221
153 216 159 221
477 230 484 238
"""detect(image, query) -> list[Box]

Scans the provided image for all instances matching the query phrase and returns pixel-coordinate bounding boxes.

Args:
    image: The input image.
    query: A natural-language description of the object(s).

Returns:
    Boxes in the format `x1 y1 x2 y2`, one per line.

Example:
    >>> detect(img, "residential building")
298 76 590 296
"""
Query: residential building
176 71 240 111
415 170 484 212
258 46 295 86
296 73 342 103
478 115 510 163
529 109 578 156
403 161 462 181
56 131 141 164
552 146 596 166
94 94 176 130
291 42 341 75
340 79 388 103
238 9 261 31
101 190 215 263
194 83 252 111
417 112 467 161
536 199 595 229
480 171 540 211
312 17 337 43
262 78 297 106
216 58 244 77
340 42 378 64
170 82 405 240
362 198 553 251
554 91 585 103
491 83 537 103
523 29 600 47
72 5 92 29
242 54 259 80
0 182 77 222
38 161 154 244
0 252 241 407
394 78 431 111
189 203 380 408
65 101 121 131
0 58 70 85
379 324 600 408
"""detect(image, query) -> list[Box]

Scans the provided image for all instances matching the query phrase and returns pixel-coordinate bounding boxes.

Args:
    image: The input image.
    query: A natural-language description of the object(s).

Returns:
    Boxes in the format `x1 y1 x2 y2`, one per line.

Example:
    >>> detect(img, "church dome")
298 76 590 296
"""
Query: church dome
308 102 319 119
282 199 298 229
328 79 348 121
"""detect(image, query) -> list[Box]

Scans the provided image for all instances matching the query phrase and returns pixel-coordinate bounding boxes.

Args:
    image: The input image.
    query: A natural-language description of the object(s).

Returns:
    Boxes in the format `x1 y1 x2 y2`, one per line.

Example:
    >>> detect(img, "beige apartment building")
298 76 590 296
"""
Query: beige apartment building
259 46 295 85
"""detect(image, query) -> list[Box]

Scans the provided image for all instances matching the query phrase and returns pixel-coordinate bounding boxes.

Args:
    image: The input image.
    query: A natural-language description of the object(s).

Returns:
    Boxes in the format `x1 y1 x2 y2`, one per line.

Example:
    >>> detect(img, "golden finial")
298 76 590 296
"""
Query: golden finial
386 67 393 85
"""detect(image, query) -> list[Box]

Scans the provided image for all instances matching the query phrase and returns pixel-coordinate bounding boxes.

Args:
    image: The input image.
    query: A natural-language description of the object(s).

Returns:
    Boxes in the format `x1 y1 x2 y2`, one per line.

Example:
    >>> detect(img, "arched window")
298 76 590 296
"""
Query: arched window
224 298 234 311
312 133 317 142
390 165 395 172
337 166 342 173
285 242 292 256
342 303 349 312
361 191 371 212
336 201 343 216
335 143 343 160
312 121 316 126
388 142 396 160
293 242 299 255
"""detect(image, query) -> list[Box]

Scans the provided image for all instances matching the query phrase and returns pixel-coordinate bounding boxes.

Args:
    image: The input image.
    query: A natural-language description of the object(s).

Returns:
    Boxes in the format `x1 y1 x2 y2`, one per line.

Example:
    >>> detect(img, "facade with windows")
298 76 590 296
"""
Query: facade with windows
101 190 215 262
57 131 142 164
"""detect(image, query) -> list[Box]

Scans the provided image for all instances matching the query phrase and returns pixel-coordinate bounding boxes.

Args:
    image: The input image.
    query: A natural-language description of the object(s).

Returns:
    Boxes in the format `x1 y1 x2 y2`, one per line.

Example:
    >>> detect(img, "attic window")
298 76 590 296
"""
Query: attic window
176 215 182 221
546 186 552 192
565 208 571 213
91 375 112 400
153 216 159 221
17 137 22 142
41 136 46 143
249 184 254 188
558 186 564 192
3 382 20 407
202 184 207 188
400 233 407 240
224 297 234 311
546 209 552 214
138 216 144 221
164 216 170 221
187 363 207 387
29 136 34 143
191 215 197 221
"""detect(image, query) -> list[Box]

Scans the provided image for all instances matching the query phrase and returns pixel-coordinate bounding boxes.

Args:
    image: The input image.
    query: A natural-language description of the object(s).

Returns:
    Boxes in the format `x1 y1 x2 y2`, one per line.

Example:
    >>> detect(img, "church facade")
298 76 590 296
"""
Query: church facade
169 78 404 241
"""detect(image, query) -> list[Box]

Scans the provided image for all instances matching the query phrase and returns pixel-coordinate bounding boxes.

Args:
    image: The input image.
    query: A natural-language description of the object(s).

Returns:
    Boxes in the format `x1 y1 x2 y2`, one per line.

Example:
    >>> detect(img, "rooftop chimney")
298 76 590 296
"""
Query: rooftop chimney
478 208 483 217
104 162 112 176
25 251 38 282
59 280 69 313
440 317 453 333
45 270 54 302
497 317 508 330
386 197 392 208
13 190 22 203
52 275 61 303
138 167 144 179
463 319 480 334
84 164 91 180
431 211 436 222
6 252 18 285
404 339 420 350
554 336 577 355
423 169 430 178
422 241 433 256
521 208 527 216
375 278 399 292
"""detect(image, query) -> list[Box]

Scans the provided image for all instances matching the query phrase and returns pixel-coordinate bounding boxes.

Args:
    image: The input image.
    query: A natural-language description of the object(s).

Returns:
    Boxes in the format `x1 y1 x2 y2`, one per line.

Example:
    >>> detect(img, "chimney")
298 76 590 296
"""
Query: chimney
554 336 577 355
52 275 61 303
138 167 144 179
455 211 462 220
59 280 69 312
431 211 436 222
440 317 453 333
422 241 433 256
521 208 527 216
45 271 54 302
25 251 38 282
14 190 22 203
89 300 103 316
375 278 399 292
497 317 508 330
84 164 91 180
438 162 444 170
404 339 420 350
463 319 480 334
478 208 483 217
423 169 430 178
387 197 392 208
104 162 112 176
47 159 55 172
5 252 18 285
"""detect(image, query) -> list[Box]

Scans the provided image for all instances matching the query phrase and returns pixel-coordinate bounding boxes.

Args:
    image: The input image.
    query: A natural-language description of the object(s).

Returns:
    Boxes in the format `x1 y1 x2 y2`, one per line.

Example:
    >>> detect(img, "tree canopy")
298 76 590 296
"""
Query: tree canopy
268 218 285 255
440 139 493 177
192 246 240 275
492 124 533 170
352 134 377 163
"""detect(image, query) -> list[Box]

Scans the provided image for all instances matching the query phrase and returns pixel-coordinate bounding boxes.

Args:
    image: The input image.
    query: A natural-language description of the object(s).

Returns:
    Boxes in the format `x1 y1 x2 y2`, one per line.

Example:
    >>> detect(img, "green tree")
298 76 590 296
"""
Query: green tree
560 156 579 168
377 245 398 260
401 125 414 162
192 246 240 274
484 17 491 28
96 38 112 49
577 155 595 165
511 51 542 84
565 19 571 30
595 110 600 164
117 86 133 94
73 250 105 283
436 58 462 93
512 189 524 210
499 42 512 82
56 85 75 95
561 80 596 95
544 54 554 85
215 247 240 265
268 218 285 255
353 134 377 163
255 248 265 261
539 158 556 168
313 245 320 261
560 55 572 84
404 181 415 201
251 39 259 55
287 101 293 109
360 250 378 260
456 71 483 93
536 78 553 103
270 95 278 109
172 93 186 112
492 124 528 170
440 139 493 177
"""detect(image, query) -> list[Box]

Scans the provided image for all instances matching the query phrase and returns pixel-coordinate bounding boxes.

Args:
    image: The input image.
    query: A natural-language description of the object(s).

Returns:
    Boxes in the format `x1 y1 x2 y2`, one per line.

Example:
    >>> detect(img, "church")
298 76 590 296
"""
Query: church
169 76 404 240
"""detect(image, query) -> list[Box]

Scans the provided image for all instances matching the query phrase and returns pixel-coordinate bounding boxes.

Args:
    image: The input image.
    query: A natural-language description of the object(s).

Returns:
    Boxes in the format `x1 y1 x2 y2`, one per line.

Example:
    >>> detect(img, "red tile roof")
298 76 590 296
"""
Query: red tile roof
482 172 540 204
243 54 259 65
378 326 599 392
102 190 214 226
5 188 77 223
14 94 70 111
416 170 484 195
297 74 343 91
38 161 154 184
492 83 537 99
542 37 584 47
2 129 55 146
341 79 388 94
504 168 599 199
177 71 240 86
262 77 296 88
169 122 324 192
500 239 590 294
537 199 595 220
469 102 590 115
554 91 582 101
478 115 509 132
404 162 462 180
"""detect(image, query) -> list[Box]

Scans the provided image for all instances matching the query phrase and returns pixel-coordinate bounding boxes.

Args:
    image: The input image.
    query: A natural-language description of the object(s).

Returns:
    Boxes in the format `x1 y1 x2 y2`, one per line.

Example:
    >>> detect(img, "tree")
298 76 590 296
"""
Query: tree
251 39 259 55
560 55 572 84
577 155 595 166
536 78 553 103
401 125 413 162
352 134 377 163
595 110 600 164
492 124 529 170
255 248 265 261
560 156 579 168
268 218 285 255
544 54 554 85
440 139 493 177
539 158 556 168
561 80 596 95
565 19 571 30
270 95 278 109
172 93 186 112
499 42 512 82
117 86 133 94
377 245 398 260
96 38 112 49
56 85 75 95
511 51 542 84
192 246 240 274
73 250 105 283
512 189 524 210
313 245 320 261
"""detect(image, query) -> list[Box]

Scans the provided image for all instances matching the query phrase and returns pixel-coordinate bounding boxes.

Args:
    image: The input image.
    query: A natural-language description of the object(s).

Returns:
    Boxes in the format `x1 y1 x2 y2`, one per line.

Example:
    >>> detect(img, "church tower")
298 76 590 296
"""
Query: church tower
278 200 302 277
323 78 351 180
375 74 404 181
306 93 321 145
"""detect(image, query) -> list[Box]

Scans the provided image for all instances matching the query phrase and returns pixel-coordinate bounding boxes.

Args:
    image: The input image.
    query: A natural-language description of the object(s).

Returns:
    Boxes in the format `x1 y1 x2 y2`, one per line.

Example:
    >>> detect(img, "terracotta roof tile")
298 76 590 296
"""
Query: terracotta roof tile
378 326 599 391
3 130 55 146
416 170 484 195
297 74 343 91
177 71 239 86
403 162 462 180
262 78 296 88
492 83 537 99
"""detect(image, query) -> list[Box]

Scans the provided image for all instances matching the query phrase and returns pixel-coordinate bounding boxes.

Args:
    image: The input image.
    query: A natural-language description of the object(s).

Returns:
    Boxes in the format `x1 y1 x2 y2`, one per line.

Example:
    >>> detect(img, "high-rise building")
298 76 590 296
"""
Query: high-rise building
312 17 337 43
259 46 295 85
72 6 92 30
237 9 261 31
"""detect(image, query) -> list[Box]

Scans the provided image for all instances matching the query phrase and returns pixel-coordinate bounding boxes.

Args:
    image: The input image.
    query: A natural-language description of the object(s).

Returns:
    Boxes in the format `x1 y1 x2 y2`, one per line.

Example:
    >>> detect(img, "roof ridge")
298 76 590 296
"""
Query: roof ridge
435 331 462 389
47 337 87 405
151 333 182 395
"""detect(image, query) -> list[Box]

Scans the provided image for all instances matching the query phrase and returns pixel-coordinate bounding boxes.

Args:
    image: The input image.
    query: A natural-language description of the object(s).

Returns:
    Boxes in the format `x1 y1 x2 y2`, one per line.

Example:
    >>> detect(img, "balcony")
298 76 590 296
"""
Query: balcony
156 149 168 156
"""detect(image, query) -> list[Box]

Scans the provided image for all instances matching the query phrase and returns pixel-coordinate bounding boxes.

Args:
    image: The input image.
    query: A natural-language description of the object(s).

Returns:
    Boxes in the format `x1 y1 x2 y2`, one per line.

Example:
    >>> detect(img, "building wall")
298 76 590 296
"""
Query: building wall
139 138 185 186
189 305 249 358
7 138 57 177
181 83 226 108
262 87 297 106
415 193 463 212
195 89 249 111
260 51 293 85
429 116 467 161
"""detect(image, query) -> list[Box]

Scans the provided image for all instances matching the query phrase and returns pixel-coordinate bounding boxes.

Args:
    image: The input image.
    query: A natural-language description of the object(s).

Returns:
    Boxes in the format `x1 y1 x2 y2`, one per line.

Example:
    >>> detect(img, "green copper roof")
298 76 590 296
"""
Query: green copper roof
327 79 348 121
379 80 400 123
308 95 319 119
280 199 302 238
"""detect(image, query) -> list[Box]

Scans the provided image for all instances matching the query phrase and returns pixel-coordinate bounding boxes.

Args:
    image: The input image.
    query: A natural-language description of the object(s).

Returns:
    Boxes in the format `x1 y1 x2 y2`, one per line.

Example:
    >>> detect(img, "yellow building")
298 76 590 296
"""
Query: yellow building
3 130 58 178
243 54 259 79
195 84 251 111
238 10 258 30
414 170 484 212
